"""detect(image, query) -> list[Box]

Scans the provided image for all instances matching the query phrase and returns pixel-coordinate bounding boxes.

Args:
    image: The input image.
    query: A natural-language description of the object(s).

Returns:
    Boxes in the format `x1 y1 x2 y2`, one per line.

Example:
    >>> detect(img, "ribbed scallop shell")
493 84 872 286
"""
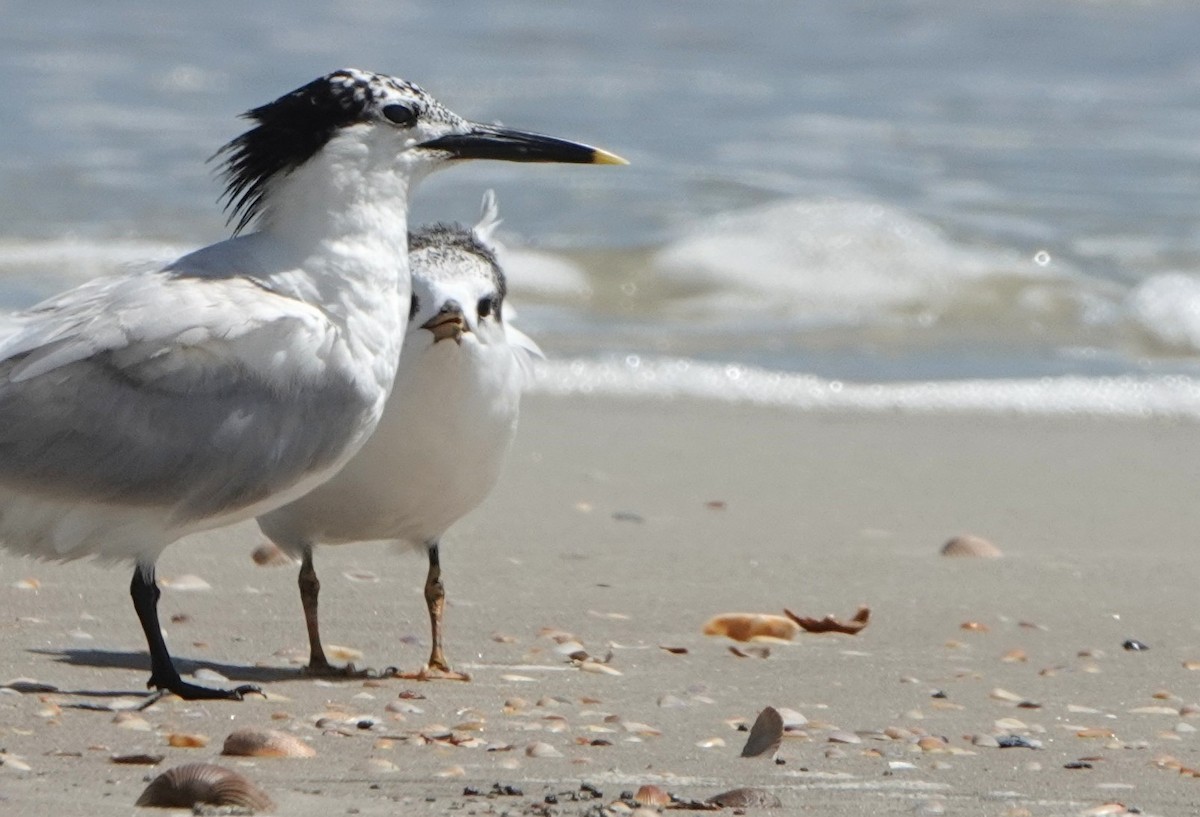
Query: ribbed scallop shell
222 727 316 758
135 762 274 810
634 784 671 807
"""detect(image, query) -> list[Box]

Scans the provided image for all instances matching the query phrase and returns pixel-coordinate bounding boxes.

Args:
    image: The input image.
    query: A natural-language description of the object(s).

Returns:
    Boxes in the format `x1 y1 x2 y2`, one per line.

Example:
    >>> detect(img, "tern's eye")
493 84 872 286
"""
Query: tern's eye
476 296 497 320
383 104 418 127
409 293 419 320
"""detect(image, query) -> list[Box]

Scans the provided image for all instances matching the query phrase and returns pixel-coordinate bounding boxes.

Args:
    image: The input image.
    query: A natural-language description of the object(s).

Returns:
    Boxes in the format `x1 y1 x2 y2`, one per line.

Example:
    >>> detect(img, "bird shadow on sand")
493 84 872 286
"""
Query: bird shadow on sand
30 647 304 693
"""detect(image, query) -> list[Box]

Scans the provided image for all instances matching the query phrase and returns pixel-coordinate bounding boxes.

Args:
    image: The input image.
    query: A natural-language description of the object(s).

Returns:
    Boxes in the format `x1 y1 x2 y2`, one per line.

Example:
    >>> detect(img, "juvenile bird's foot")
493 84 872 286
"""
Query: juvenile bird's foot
302 659 371 679
389 664 471 682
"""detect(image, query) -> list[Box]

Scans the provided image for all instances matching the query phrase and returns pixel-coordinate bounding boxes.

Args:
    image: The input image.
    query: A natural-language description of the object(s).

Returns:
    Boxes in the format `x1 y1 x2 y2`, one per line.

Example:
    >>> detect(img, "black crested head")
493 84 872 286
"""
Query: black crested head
212 69 422 234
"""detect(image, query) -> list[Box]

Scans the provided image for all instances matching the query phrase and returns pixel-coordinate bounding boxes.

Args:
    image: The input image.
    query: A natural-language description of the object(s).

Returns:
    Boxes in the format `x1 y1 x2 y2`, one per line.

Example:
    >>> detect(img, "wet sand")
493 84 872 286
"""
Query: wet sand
2 394 1200 815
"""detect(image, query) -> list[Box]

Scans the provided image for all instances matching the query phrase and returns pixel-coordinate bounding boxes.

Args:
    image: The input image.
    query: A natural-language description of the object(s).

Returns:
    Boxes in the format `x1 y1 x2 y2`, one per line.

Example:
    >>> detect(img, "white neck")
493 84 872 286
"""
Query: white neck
248 128 430 399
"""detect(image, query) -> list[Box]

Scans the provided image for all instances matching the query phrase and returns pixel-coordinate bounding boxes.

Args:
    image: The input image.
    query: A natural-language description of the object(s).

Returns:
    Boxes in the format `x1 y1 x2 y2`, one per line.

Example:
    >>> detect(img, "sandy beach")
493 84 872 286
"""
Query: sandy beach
2 393 1200 816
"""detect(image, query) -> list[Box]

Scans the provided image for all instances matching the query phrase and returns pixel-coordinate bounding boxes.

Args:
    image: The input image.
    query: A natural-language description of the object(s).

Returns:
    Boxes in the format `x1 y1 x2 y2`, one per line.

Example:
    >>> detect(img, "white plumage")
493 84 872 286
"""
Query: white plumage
259 191 540 678
0 69 623 700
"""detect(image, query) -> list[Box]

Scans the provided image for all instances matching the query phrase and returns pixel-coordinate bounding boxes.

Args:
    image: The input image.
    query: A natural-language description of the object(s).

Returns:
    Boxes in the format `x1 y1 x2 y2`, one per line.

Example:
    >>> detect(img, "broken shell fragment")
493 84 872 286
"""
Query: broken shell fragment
222 728 315 758
940 535 1002 558
703 614 799 642
167 733 209 749
135 763 274 811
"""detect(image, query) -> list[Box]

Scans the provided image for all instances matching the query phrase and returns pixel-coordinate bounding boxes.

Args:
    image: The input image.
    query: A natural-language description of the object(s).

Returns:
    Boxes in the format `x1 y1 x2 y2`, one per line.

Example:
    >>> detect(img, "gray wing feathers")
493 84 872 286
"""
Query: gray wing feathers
0 272 368 522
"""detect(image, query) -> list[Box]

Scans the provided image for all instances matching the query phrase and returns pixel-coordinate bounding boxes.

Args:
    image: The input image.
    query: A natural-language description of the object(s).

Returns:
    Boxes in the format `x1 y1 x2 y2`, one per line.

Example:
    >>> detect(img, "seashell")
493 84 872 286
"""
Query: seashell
990 687 1024 703
2 678 58 694
113 712 151 731
367 758 398 773
135 762 274 811
703 613 799 642
707 788 782 809
619 721 662 737
827 730 862 744
159 574 211 591
579 660 623 676
740 706 784 758
1128 705 1176 715
111 753 164 766
0 752 31 771
940 535 1002 558
222 727 315 758
729 645 771 658
526 741 563 758
386 700 423 714
13 578 39 590
634 785 670 807
167 733 209 748
776 707 808 730
1081 805 1128 816
251 541 294 566
325 645 363 662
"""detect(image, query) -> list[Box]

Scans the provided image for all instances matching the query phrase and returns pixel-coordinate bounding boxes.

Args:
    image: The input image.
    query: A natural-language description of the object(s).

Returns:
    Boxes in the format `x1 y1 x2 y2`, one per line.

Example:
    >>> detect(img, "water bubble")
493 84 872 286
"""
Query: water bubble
625 354 641 369
1033 250 1051 267
620 281 638 296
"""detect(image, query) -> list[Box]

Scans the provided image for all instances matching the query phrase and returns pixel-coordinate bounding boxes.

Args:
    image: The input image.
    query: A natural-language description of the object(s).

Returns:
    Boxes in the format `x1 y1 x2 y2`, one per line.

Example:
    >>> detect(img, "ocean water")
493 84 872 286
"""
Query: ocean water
4 1 1200 417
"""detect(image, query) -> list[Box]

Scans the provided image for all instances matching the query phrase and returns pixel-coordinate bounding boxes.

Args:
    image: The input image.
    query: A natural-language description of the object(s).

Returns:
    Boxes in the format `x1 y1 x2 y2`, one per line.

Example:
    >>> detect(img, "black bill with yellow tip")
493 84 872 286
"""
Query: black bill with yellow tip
421 123 627 165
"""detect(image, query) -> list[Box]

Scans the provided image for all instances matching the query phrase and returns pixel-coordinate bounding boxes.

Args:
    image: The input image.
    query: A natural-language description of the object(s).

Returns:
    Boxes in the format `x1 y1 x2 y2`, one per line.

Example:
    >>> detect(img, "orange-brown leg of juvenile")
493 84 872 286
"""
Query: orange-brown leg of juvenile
400 541 469 681
298 549 361 676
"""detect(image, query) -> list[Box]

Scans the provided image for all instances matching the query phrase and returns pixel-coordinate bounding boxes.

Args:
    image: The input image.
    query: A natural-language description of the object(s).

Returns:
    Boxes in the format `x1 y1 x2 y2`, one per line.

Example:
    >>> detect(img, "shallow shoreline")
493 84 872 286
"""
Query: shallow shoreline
2 393 1199 815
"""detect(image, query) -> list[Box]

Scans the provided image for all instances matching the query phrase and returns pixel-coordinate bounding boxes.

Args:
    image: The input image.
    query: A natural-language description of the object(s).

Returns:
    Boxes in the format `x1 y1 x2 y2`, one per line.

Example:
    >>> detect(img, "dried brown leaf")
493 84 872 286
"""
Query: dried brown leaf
784 605 870 635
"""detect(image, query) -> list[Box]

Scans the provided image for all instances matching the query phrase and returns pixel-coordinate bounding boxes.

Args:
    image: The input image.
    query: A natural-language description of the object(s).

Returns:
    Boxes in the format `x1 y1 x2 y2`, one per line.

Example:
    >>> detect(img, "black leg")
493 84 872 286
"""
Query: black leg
130 563 261 701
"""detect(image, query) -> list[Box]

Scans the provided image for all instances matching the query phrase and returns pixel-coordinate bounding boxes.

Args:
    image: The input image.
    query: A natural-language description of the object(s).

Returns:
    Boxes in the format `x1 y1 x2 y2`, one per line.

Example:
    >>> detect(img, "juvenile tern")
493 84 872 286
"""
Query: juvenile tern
0 69 624 700
259 191 537 680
